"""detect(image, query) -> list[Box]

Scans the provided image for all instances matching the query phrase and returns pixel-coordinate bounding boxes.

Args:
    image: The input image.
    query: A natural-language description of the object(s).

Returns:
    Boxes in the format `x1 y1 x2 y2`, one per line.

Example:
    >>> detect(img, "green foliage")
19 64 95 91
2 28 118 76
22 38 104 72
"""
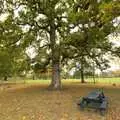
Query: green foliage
66 0 120 70
0 0 120 85
0 49 13 79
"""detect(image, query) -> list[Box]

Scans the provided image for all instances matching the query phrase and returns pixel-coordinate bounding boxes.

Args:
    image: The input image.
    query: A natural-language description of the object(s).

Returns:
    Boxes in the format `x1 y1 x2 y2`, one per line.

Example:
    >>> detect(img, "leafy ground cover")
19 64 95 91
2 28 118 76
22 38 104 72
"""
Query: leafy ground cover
0 81 120 120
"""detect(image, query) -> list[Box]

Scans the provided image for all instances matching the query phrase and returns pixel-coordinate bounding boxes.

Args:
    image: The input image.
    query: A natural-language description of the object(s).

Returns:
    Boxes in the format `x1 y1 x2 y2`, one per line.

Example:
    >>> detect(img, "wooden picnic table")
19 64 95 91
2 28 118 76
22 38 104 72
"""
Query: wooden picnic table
78 90 108 115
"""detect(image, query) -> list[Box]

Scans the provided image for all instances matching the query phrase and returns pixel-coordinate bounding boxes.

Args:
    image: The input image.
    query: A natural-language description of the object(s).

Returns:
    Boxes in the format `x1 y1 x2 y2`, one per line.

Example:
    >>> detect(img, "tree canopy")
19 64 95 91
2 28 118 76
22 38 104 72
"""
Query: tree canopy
0 0 120 89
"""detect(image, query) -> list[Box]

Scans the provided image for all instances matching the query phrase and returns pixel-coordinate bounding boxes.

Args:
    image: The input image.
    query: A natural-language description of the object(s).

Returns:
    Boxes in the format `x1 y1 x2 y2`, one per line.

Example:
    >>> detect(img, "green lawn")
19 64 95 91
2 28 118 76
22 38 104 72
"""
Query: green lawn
1 77 120 85
27 77 120 84
86 77 120 84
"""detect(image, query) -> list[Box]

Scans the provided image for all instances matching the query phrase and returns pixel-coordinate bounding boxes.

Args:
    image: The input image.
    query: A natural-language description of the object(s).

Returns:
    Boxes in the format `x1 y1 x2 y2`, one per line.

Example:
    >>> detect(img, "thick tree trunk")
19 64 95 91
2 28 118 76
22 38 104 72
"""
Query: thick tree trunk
49 19 61 90
50 62 61 89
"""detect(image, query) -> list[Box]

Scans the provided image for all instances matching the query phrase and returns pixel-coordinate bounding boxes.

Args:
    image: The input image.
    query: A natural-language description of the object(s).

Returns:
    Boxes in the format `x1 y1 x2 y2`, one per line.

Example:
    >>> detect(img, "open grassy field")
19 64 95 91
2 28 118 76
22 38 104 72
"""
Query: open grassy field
0 80 120 120
2 77 120 84
86 77 120 84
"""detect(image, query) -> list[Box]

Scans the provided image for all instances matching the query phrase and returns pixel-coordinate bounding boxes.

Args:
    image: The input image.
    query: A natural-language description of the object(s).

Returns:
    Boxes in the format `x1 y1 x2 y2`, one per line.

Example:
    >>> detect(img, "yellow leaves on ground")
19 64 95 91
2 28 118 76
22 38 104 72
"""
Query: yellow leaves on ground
0 83 120 120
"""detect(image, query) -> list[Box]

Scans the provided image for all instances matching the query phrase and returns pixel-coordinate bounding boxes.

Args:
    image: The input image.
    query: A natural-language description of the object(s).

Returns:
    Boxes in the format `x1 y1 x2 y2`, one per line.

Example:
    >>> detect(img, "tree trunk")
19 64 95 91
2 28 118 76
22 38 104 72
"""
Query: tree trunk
93 62 96 84
49 19 61 90
80 57 85 83
33 75 35 80
50 62 61 89
4 75 8 81
80 64 85 83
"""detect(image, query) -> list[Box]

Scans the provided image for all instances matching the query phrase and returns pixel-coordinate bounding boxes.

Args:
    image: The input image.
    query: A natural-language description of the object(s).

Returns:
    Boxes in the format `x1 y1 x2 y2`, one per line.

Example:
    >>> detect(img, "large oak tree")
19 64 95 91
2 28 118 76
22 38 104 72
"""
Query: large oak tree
1 0 120 89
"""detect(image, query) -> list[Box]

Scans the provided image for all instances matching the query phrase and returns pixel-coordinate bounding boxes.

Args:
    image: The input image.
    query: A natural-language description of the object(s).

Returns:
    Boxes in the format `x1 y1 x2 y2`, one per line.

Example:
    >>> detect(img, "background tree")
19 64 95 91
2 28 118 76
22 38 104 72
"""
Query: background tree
0 49 13 80
64 0 120 83
0 13 30 80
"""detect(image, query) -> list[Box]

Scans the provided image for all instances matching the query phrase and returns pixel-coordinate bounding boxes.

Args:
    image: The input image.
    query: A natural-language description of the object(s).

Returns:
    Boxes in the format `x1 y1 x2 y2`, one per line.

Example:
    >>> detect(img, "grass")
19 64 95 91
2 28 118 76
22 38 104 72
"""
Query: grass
86 77 120 84
26 77 120 85
1 77 120 86
0 82 120 120
26 79 51 84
